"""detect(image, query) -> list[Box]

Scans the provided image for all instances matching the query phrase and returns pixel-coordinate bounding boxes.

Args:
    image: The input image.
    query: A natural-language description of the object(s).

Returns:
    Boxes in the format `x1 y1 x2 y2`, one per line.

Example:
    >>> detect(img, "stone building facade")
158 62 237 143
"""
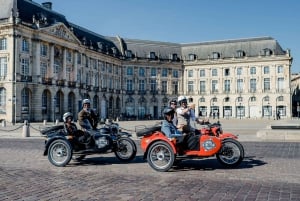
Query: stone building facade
0 0 294 123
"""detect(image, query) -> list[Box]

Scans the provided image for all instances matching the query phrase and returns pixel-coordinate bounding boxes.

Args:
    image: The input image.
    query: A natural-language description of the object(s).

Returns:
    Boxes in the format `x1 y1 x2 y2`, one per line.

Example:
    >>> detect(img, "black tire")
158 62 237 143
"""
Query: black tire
216 138 244 167
48 139 72 167
147 141 175 172
114 137 137 162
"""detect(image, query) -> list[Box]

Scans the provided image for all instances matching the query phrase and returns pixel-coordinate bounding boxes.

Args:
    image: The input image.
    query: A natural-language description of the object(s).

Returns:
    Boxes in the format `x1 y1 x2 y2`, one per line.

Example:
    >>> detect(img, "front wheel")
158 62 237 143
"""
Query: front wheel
147 141 175 172
48 139 72 167
216 138 244 167
114 137 137 162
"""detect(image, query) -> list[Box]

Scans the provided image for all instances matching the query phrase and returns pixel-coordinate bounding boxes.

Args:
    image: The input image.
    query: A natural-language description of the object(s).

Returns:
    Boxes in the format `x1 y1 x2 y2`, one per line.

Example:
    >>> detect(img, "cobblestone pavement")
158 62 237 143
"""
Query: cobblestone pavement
1 139 300 201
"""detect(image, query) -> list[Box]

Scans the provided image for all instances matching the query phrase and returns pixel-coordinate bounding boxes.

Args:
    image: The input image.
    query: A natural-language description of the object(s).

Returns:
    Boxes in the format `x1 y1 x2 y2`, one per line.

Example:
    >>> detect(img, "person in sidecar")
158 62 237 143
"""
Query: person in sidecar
78 99 98 131
161 107 183 139
161 107 198 152
63 112 87 144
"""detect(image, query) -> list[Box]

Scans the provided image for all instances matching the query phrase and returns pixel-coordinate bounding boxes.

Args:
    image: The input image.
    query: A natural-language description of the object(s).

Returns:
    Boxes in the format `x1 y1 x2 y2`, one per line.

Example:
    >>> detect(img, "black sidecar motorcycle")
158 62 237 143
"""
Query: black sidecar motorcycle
41 122 137 167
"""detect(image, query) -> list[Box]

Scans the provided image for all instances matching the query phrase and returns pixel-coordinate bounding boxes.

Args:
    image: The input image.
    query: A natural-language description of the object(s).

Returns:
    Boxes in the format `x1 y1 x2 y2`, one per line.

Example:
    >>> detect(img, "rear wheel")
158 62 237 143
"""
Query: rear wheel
114 137 137 162
216 138 244 167
147 141 175 172
48 139 72 167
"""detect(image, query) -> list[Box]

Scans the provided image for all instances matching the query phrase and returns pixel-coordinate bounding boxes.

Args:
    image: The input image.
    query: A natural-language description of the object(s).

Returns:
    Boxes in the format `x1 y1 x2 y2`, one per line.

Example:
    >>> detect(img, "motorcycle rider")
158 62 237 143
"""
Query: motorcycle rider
176 96 209 132
176 96 210 150
78 99 98 130
176 96 191 132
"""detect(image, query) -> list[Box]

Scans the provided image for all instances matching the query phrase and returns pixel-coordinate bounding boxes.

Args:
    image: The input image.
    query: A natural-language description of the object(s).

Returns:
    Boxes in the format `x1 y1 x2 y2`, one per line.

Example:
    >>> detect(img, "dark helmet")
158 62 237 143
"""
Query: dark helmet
163 107 175 120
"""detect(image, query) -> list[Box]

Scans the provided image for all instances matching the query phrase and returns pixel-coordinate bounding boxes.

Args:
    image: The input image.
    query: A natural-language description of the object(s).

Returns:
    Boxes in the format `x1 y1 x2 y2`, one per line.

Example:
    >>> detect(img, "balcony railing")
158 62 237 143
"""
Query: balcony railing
56 80 65 87
68 81 76 88
86 85 92 91
138 90 146 95
20 75 32 82
126 90 134 95
42 77 52 85
93 87 99 92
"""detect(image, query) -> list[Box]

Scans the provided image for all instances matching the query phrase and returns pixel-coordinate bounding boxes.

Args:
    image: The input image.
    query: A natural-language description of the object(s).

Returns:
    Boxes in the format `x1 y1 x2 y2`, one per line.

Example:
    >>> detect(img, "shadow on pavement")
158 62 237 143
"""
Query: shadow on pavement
67 155 146 167
170 156 267 172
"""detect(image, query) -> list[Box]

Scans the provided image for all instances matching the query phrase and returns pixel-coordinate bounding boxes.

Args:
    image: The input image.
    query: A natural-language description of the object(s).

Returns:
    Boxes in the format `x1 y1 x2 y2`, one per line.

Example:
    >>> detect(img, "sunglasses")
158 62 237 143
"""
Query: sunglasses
170 103 177 105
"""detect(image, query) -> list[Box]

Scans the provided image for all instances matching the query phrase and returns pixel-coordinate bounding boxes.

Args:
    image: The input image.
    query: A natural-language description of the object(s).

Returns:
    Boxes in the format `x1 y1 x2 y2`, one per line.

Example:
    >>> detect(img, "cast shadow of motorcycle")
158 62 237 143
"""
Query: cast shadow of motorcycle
137 121 247 172
68 155 145 167
41 122 137 167
168 155 267 172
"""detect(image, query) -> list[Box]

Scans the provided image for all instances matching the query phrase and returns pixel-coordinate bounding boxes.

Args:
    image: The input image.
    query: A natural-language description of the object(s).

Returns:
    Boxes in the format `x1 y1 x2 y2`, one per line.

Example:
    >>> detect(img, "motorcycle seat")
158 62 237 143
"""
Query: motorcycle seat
136 125 161 137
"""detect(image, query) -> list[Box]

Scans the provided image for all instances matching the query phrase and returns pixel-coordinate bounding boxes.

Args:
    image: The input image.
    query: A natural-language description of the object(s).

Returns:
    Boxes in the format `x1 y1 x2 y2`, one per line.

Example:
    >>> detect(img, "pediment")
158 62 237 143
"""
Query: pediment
39 23 80 44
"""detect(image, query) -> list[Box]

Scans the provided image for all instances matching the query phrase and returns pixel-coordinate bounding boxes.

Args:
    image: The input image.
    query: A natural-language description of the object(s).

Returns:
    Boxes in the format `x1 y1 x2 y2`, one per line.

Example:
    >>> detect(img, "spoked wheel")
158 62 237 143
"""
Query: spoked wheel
114 137 137 162
147 141 175 172
216 138 244 167
48 139 72 167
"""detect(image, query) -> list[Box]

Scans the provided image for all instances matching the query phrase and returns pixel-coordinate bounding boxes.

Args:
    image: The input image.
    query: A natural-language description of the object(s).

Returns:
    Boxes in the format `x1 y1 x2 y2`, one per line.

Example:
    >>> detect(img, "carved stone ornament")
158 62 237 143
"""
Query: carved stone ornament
39 23 80 44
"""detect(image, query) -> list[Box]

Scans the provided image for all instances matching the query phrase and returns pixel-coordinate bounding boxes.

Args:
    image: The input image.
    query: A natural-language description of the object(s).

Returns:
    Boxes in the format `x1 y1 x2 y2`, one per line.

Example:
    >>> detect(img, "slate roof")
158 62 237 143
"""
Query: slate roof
181 37 286 60
107 36 182 60
17 0 69 27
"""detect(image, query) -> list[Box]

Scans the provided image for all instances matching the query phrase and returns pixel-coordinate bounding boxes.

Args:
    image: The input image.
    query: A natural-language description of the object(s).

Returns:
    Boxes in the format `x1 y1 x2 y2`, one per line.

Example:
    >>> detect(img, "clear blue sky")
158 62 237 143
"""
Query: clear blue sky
35 0 300 73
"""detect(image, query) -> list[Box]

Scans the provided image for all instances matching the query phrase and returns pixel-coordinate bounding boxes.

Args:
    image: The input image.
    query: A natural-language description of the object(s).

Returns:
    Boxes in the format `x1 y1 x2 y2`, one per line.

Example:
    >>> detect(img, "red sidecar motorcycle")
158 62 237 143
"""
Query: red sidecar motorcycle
136 121 244 172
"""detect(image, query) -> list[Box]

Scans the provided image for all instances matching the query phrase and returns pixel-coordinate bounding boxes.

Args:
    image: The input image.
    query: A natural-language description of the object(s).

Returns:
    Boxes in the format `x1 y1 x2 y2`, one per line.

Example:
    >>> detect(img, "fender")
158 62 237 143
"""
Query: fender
219 132 238 140
142 132 177 159
43 135 70 156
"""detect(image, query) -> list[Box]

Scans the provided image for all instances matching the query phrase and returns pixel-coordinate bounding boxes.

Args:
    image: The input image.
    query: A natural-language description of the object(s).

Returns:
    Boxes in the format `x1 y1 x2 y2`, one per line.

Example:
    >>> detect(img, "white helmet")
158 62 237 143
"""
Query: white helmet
63 112 73 122
82 99 91 107
178 96 187 105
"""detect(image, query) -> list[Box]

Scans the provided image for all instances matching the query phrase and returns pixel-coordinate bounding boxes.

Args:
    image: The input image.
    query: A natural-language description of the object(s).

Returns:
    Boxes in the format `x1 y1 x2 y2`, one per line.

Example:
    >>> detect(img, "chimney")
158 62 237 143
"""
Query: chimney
42 2 52 10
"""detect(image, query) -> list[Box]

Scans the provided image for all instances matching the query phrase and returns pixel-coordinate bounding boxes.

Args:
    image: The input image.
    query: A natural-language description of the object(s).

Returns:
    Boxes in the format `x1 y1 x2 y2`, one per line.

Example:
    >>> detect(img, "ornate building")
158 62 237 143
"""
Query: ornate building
0 0 293 123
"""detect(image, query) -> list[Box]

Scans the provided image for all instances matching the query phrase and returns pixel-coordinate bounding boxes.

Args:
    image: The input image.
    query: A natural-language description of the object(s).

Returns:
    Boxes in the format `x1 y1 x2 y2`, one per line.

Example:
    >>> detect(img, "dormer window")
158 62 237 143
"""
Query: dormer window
263 48 272 56
189 54 196 61
236 50 245 58
212 52 220 59
97 42 103 51
125 50 132 58
170 53 178 61
112 47 118 55
149 52 156 59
